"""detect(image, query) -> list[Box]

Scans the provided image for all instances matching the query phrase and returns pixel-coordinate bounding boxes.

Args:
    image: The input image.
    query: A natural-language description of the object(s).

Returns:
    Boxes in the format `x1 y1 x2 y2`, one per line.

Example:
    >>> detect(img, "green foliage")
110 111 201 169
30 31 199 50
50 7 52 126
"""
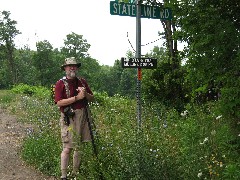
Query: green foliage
0 11 21 85
11 83 51 100
175 0 240 115
21 130 61 176
2 88 239 179
33 40 57 86
96 60 125 96
78 56 101 89
142 47 189 111
1 0 240 178
61 32 90 59
15 47 39 85
0 60 9 88
119 69 136 97
12 92 60 176
0 90 16 109
91 91 109 106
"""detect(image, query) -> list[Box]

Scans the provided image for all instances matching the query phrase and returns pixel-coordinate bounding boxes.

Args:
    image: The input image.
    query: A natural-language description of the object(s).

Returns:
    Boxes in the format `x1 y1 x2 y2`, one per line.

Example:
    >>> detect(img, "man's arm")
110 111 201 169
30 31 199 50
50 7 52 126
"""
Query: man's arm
56 96 77 107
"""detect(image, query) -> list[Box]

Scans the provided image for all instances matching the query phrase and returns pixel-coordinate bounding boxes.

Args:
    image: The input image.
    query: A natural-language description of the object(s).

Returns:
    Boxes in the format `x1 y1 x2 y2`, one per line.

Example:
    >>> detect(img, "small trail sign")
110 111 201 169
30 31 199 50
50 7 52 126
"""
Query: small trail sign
121 57 157 69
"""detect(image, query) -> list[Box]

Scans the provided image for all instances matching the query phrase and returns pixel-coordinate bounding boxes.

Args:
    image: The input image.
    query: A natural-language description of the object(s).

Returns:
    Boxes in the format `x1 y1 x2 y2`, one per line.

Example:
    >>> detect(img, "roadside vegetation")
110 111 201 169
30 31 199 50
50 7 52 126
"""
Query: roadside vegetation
0 1 240 179
0 85 239 179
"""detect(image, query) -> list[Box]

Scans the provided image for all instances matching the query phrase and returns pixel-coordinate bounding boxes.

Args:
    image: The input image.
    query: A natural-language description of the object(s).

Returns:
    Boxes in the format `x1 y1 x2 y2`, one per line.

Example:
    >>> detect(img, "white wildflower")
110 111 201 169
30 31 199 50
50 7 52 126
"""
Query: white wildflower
216 115 222 120
203 137 209 143
181 110 188 116
197 172 202 178
200 137 209 145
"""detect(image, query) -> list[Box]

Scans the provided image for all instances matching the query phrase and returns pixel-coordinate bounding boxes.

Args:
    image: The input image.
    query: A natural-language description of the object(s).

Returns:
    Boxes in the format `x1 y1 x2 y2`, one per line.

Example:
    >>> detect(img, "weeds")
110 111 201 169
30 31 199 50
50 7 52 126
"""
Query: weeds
1 86 240 179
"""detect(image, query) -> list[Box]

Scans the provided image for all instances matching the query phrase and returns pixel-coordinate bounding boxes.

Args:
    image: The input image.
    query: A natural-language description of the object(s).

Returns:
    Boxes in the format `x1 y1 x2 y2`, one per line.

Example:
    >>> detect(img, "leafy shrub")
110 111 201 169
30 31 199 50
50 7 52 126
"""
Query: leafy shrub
11 83 51 100
2 87 239 179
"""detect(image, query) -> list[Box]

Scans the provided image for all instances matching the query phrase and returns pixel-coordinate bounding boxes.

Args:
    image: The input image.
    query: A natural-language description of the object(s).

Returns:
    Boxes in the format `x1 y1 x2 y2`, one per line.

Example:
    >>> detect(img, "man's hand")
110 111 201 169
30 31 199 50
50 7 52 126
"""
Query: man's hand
76 87 86 100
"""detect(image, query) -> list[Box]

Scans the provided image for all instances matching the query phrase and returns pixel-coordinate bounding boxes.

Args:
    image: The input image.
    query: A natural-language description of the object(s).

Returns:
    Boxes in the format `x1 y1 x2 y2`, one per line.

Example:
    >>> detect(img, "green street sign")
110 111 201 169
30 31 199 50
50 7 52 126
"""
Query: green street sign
110 1 172 20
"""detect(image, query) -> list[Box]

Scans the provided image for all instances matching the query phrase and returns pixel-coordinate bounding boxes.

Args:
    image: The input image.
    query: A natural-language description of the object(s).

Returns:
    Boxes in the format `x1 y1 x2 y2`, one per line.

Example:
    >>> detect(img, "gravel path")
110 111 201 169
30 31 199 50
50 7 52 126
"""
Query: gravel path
0 108 56 180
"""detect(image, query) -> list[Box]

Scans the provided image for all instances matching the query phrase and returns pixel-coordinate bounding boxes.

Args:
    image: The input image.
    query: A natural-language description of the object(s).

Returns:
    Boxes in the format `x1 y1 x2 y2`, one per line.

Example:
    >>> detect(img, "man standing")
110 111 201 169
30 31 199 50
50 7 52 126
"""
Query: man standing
54 57 94 180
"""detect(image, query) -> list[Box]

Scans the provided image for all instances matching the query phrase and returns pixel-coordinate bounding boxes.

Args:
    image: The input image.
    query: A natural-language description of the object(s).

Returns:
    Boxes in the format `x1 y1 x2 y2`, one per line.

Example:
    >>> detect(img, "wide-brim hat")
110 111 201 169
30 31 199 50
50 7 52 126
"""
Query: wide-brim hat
61 57 81 70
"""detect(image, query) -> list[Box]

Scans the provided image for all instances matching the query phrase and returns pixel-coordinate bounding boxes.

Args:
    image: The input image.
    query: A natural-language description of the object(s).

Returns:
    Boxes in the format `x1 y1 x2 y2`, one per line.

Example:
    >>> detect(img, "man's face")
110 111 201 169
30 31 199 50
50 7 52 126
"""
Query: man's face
64 65 78 78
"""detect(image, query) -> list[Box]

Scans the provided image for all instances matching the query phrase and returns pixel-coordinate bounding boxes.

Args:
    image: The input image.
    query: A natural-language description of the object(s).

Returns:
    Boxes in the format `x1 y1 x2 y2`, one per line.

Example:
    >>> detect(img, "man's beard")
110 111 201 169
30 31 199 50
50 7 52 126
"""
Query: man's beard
66 70 77 78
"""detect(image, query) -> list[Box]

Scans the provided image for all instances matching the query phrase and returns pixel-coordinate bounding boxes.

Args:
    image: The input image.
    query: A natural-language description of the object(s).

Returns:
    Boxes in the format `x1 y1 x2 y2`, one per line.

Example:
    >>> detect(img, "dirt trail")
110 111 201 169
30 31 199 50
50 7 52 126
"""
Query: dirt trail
0 107 56 180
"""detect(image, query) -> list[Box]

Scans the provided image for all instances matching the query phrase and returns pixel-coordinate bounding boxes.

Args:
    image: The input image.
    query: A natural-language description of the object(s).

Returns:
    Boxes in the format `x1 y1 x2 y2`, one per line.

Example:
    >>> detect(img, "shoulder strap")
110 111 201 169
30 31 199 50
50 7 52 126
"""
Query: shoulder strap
61 76 70 98
60 76 86 99
77 77 86 88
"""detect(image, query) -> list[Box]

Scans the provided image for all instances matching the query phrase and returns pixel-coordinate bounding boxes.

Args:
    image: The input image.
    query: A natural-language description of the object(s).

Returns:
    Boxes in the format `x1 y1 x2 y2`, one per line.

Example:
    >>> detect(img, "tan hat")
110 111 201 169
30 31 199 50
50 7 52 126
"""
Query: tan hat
61 57 81 70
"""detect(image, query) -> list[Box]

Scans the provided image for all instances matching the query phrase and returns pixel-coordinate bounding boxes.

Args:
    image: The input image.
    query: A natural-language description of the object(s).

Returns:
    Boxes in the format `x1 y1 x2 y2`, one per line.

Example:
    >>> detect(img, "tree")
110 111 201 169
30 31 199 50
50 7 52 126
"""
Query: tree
79 56 101 90
33 40 56 86
175 0 240 117
142 46 188 111
14 46 38 85
61 32 90 59
60 32 102 89
97 60 124 96
0 11 21 85
119 68 136 97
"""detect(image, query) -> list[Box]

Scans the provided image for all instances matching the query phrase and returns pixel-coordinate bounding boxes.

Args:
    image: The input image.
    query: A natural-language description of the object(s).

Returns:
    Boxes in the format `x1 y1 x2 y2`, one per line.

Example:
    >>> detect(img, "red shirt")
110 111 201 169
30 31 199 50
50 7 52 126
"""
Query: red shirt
54 77 93 113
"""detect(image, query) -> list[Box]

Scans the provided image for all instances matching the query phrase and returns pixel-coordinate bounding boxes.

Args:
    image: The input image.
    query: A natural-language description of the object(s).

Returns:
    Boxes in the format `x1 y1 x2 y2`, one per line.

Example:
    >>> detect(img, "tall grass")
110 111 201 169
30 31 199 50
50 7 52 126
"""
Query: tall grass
0 86 239 179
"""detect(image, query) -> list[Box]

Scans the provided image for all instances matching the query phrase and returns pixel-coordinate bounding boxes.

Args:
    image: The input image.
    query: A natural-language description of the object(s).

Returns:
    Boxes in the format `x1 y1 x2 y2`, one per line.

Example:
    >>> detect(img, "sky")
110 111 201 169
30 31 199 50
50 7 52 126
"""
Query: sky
0 0 166 66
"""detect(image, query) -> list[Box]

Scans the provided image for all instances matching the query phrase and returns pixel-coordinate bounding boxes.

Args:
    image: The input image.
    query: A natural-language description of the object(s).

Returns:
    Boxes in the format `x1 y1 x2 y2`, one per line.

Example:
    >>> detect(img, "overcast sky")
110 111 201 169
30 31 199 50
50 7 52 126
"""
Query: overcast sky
0 0 166 66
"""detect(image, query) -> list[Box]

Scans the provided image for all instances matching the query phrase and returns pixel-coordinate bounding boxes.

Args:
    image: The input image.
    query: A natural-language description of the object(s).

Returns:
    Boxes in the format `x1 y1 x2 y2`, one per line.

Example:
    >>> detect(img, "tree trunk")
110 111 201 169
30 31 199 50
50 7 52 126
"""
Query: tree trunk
5 39 16 84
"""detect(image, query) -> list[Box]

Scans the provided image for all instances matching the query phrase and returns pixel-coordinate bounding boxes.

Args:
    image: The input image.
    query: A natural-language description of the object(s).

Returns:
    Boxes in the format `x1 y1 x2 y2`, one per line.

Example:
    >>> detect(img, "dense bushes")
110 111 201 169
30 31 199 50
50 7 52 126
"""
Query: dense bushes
0 85 239 179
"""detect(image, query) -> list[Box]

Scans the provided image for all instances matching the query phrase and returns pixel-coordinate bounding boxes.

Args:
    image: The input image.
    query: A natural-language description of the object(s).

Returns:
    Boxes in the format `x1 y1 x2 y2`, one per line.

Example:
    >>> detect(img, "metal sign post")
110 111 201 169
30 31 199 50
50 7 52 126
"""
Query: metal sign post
136 0 142 130
110 0 170 129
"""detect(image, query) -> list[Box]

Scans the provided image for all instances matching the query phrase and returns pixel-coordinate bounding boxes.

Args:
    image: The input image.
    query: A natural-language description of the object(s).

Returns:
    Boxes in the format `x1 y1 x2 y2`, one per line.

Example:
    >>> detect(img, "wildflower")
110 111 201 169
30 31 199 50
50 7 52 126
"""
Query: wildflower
219 162 223 167
200 137 209 145
181 110 188 116
204 137 209 142
197 172 202 178
238 134 240 137
216 115 222 120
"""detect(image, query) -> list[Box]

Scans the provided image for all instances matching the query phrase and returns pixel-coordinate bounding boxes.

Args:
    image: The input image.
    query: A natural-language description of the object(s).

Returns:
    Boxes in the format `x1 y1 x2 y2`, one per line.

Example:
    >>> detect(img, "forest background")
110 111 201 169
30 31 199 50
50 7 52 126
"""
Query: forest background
0 0 240 179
